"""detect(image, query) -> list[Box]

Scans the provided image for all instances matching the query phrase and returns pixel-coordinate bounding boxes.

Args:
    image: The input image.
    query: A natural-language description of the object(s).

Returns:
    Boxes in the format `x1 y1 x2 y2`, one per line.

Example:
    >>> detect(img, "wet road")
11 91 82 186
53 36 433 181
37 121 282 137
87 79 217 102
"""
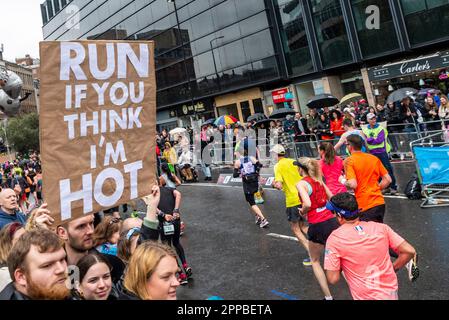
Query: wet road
170 162 449 300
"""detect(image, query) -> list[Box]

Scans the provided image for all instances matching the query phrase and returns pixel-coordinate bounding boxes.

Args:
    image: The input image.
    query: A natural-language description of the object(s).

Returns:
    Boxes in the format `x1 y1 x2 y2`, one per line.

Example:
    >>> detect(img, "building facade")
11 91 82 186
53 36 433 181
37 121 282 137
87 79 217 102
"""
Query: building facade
41 0 449 129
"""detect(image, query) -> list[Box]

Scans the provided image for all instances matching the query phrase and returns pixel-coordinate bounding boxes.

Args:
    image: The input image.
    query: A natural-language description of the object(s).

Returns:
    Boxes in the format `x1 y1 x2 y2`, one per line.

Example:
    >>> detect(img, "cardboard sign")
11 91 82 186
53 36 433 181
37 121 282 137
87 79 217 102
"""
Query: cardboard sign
39 40 157 225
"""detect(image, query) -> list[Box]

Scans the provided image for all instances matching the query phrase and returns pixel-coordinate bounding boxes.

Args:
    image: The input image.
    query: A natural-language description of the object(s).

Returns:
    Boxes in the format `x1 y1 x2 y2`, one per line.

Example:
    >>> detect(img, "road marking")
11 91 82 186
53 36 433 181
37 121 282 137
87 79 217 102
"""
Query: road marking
384 195 408 200
270 290 299 300
267 233 299 242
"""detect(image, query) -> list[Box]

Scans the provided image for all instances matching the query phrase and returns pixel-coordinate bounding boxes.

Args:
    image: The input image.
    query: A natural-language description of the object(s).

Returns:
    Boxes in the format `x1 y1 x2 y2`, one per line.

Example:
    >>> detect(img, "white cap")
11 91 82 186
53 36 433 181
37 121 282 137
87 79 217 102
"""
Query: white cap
367 113 376 120
270 144 286 155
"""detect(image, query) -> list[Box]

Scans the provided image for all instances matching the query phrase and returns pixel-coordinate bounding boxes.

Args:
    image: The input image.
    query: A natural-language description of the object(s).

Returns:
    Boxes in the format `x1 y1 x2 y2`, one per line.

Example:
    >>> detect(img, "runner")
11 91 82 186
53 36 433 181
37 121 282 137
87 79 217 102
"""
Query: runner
324 192 419 300
235 135 264 204
159 162 181 189
157 186 192 285
271 144 311 266
294 157 339 300
342 134 392 223
233 140 269 228
334 118 367 155
318 142 346 196
362 113 398 195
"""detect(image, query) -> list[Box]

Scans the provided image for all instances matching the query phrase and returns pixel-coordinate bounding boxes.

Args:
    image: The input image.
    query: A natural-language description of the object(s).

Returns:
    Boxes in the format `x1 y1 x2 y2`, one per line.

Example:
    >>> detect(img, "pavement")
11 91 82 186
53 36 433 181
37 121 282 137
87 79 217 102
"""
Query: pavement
168 162 449 300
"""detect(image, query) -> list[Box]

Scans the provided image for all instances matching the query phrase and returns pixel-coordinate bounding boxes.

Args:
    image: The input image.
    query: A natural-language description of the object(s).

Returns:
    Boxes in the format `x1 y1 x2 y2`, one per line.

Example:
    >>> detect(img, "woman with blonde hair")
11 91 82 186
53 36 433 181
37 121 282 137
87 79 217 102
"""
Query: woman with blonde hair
438 94 449 119
93 216 121 256
121 241 180 300
439 95 449 142
295 157 339 300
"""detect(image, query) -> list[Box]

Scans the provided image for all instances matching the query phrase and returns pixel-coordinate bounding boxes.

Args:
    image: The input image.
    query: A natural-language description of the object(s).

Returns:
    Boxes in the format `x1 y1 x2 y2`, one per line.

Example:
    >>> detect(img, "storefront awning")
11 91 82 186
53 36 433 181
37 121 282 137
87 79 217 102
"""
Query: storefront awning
368 50 449 82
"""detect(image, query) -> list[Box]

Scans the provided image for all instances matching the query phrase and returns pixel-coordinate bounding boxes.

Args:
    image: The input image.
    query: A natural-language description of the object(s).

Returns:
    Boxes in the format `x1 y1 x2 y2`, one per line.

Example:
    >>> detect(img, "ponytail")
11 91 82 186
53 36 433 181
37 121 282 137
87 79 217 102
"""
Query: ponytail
297 157 323 183
319 142 336 165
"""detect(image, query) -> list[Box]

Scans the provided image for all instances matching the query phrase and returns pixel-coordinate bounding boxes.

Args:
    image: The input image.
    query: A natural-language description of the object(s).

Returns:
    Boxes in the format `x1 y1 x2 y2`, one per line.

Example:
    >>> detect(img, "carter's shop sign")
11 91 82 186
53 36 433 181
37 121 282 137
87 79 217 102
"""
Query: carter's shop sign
368 51 449 81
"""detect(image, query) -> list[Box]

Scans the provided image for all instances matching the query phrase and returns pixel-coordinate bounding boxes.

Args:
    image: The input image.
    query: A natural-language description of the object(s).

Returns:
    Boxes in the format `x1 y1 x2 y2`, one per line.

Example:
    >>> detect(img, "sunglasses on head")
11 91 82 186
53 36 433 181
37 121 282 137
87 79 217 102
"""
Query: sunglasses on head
126 227 141 241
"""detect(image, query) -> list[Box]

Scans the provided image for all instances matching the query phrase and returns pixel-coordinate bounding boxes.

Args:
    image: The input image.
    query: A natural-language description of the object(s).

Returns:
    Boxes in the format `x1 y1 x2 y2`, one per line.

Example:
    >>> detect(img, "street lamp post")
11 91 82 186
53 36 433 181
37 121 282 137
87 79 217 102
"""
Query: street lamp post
210 36 224 91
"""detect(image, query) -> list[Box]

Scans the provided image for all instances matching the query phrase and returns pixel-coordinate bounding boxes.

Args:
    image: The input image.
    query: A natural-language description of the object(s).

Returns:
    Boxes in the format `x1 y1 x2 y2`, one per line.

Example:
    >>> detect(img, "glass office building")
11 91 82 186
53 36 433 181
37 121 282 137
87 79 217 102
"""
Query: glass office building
42 0 449 125
41 0 281 129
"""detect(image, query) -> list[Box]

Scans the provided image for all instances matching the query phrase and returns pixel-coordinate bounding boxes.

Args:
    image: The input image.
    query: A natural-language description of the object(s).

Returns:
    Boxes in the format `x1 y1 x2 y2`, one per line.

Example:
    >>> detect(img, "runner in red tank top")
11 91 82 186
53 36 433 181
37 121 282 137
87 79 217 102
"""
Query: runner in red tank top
295 158 340 300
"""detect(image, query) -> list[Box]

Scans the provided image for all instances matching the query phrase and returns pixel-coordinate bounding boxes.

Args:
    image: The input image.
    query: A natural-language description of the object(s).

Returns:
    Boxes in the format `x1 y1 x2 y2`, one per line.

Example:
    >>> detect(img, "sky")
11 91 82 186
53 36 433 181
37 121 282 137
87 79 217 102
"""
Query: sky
1 0 44 62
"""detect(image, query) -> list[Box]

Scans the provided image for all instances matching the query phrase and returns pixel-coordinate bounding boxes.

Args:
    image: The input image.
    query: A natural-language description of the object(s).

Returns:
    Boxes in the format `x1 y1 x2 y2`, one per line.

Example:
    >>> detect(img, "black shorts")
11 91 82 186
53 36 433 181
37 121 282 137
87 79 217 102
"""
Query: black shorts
360 204 386 223
286 206 305 223
307 218 339 245
244 192 256 206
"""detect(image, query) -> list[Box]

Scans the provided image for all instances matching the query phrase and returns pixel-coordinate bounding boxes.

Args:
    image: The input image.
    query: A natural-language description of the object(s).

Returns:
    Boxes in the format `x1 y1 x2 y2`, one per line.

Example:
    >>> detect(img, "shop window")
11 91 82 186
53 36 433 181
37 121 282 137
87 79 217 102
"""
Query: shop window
400 0 449 45
217 103 239 119
241 101 251 122
253 98 264 114
351 0 399 58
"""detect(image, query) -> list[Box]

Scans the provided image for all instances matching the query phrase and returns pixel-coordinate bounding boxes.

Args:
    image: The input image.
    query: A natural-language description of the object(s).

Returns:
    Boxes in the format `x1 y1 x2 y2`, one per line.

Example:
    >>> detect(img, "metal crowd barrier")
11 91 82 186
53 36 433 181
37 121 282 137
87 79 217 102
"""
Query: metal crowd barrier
180 119 449 167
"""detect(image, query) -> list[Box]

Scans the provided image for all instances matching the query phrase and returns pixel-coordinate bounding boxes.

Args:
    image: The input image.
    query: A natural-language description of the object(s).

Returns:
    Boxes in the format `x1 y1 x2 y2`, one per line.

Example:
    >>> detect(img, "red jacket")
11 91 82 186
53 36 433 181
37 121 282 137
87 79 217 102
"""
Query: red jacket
331 118 344 137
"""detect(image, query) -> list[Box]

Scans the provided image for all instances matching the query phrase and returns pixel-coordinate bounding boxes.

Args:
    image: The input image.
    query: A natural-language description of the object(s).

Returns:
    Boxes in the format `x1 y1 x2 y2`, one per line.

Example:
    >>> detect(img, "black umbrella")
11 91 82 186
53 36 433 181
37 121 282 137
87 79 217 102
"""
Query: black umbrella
386 88 418 104
306 94 339 109
247 113 267 123
254 118 273 128
269 108 297 119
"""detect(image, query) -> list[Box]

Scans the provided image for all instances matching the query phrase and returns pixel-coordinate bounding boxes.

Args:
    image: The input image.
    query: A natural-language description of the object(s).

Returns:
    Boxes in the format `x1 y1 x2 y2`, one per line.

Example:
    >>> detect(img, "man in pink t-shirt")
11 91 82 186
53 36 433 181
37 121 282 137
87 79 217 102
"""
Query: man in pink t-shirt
323 193 418 300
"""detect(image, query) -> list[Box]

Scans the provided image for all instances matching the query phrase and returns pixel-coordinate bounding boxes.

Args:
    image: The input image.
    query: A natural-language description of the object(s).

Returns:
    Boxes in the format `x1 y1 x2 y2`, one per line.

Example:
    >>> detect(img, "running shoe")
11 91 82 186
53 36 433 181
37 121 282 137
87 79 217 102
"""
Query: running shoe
259 219 269 228
178 273 188 285
185 267 193 279
390 189 398 195
302 258 312 266
255 216 262 225
406 255 419 282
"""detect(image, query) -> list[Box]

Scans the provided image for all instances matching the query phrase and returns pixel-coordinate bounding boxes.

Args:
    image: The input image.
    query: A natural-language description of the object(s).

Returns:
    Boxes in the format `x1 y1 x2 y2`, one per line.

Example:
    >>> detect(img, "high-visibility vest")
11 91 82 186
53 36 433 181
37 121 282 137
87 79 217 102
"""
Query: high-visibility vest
362 125 391 153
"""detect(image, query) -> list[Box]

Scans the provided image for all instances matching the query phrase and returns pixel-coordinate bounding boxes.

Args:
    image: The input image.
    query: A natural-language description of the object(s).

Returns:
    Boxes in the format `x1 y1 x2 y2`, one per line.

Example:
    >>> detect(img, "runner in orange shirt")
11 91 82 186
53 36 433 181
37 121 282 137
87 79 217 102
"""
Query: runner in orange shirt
340 134 392 223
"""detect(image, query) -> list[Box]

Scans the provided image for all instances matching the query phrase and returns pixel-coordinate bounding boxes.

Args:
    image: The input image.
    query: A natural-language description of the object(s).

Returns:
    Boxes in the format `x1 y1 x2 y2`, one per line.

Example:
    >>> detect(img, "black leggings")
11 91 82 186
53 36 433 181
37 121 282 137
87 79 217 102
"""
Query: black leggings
161 219 187 266
244 192 256 206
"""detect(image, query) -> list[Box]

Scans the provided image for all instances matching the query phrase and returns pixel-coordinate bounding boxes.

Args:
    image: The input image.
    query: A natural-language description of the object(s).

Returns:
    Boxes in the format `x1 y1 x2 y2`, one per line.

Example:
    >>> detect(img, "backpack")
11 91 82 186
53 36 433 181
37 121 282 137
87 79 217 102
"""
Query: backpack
404 175 422 200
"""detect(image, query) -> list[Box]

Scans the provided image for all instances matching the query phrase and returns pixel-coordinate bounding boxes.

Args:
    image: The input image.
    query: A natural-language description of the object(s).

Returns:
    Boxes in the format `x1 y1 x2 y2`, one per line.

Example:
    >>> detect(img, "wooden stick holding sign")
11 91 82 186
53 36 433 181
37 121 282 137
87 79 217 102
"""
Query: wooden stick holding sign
39 40 157 226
